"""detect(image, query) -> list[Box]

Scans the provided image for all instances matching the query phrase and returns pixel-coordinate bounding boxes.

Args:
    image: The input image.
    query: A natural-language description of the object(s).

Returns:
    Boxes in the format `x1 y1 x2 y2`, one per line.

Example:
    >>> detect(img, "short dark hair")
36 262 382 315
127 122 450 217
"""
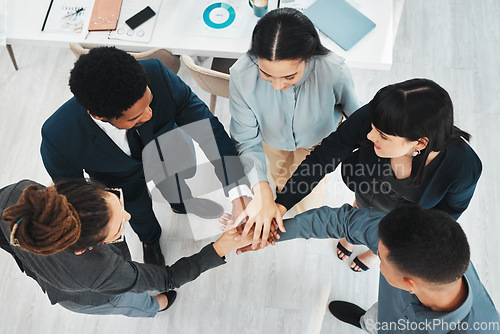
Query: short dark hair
378 204 470 285
69 46 150 119
369 78 471 185
248 8 329 61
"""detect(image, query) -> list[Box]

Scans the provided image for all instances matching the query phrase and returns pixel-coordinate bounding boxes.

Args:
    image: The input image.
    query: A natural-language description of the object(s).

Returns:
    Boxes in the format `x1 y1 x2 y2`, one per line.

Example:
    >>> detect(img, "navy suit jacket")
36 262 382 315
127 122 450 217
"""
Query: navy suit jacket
41 59 245 195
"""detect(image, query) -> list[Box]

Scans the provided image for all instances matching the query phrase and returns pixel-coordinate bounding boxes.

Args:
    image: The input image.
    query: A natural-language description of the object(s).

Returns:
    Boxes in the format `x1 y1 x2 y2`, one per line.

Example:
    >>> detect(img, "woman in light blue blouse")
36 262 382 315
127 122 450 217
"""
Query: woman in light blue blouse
226 8 360 247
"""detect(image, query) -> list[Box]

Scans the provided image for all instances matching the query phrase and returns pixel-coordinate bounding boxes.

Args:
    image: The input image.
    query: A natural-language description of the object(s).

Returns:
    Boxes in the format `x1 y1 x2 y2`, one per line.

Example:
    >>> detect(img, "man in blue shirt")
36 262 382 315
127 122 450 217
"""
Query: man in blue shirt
273 204 500 333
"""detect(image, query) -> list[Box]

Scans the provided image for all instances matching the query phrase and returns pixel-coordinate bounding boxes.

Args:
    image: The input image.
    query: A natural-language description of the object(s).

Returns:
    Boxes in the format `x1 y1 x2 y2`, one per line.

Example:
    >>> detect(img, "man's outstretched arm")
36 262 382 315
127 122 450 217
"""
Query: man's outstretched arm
277 204 384 254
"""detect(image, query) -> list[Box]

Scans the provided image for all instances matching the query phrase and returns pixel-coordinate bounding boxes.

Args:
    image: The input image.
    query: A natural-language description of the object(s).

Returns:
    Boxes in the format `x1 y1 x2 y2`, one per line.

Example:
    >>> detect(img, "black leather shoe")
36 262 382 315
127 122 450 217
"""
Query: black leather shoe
328 301 365 329
143 243 165 267
158 291 177 312
172 198 224 219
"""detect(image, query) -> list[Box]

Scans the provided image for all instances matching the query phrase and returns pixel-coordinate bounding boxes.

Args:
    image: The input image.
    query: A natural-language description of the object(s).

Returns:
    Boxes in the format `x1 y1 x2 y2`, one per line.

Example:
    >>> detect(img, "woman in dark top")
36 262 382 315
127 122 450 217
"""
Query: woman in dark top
0 179 250 316
273 78 482 271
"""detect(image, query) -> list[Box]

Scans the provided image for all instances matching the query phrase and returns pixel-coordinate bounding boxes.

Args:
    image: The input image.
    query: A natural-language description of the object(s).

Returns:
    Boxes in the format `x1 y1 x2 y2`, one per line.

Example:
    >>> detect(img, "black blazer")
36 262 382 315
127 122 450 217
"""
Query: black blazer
41 59 246 194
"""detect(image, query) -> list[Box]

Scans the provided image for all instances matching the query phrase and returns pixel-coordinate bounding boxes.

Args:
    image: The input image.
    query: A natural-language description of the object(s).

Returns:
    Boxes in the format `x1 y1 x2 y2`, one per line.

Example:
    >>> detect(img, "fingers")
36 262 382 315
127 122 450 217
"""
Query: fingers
219 212 232 231
260 222 271 249
240 217 256 242
269 221 280 240
235 244 255 255
218 212 231 225
224 210 247 231
275 212 286 233
250 220 262 250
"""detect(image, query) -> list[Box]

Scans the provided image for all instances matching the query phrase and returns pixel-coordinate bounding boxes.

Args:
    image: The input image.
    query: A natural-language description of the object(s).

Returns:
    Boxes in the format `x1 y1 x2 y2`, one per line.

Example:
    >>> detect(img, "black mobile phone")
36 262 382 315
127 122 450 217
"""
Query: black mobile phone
125 6 156 30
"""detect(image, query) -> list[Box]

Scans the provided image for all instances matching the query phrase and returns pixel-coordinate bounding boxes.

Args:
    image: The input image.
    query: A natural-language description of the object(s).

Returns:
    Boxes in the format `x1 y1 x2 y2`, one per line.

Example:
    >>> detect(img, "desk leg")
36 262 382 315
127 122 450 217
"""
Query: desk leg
6 44 19 71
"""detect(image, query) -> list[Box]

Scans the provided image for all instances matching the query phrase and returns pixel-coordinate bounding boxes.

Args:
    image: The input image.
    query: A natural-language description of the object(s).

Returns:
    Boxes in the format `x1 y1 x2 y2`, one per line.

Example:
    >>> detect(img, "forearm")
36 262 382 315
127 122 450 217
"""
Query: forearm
236 146 269 189
100 243 226 294
167 243 226 288
276 205 383 253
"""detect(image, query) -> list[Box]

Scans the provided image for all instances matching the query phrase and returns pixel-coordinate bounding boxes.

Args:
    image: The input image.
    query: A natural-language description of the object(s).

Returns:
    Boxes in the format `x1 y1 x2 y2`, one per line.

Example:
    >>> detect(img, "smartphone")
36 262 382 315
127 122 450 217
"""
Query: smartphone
125 6 156 30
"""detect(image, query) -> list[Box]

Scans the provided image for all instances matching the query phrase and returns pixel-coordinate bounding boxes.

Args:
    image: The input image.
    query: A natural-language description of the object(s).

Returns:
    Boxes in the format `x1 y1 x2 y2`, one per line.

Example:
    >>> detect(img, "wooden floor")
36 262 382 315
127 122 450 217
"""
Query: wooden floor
1 1 499 333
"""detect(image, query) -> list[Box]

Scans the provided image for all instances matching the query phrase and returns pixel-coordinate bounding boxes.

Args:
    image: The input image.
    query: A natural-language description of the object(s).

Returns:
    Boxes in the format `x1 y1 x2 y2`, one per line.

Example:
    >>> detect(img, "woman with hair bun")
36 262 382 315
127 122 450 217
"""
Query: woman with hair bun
274 78 482 272
0 179 251 317
227 8 360 247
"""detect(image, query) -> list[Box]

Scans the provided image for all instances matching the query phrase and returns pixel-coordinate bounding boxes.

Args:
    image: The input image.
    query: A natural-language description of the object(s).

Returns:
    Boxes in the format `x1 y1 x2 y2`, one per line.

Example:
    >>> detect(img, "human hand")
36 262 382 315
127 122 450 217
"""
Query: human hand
212 229 253 257
229 195 252 225
232 218 280 254
224 182 286 250
220 211 280 238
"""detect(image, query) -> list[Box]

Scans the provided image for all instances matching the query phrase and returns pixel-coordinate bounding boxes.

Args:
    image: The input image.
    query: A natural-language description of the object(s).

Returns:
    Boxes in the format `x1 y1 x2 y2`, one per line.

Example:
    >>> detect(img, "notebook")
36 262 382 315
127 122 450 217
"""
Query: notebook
303 0 376 51
87 0 122 31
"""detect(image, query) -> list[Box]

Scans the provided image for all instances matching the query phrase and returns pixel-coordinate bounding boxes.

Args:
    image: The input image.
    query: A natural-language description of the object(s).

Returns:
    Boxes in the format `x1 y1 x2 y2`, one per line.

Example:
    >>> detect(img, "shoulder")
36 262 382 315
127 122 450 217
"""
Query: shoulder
344 103 370 126
42 98 87 136
0 180 43 215
139 58 174 84
138 58 163 72
311 52 347 74
308 52 353 88
230 54 258 78
464 263 500 327
229 54 260 96
440 141 482 183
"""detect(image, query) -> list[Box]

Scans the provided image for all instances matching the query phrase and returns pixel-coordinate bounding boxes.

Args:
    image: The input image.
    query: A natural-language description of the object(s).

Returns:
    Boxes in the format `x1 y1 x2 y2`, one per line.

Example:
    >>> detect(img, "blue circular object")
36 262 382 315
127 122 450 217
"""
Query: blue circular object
203 2 236 29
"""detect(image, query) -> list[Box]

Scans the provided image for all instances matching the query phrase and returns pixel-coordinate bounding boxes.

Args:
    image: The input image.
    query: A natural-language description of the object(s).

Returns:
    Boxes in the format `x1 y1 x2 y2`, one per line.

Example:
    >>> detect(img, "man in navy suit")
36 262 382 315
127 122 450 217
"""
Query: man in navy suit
41 47 251 266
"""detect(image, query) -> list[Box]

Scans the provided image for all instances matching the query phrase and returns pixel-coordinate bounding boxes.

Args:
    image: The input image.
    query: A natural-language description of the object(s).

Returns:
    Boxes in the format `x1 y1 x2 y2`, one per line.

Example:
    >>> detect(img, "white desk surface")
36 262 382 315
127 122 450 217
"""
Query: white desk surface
7 0 400 70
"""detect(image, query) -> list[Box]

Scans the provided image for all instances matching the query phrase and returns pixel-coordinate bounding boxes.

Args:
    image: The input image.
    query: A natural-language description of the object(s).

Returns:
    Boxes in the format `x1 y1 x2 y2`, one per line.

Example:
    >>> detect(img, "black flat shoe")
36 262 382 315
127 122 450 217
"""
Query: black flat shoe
159 291 177 312
328 300 365 329
351 256 370 272
143 243 165 267
336 241 353 260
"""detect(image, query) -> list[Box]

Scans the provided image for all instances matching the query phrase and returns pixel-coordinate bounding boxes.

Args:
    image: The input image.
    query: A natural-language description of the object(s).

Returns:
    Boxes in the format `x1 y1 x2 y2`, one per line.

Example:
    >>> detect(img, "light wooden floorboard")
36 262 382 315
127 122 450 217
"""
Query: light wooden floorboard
1 1 499 333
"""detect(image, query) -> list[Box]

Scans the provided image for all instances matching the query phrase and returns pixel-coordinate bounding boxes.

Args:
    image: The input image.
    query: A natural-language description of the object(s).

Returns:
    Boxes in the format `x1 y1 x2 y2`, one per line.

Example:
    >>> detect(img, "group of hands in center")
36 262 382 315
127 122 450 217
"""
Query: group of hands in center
217 182 289 256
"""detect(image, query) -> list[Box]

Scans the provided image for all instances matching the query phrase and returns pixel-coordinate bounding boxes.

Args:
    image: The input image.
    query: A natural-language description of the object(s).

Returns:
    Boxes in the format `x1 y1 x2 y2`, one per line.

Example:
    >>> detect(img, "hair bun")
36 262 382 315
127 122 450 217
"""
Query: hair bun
2 185 81 256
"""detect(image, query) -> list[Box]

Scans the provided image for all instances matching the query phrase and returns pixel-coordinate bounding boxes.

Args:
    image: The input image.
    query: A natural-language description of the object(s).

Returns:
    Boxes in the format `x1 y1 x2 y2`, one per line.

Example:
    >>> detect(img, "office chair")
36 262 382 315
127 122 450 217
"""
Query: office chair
181 55 234 114
69 43 180 74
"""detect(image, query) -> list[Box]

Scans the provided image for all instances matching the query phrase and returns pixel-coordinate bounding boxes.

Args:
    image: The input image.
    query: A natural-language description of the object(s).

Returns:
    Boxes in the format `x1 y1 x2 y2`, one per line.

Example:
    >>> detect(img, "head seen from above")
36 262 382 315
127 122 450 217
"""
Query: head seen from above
2 179 130 256
69 46 153 129
367 78 471 184
377 205 470 294
249 8 329 91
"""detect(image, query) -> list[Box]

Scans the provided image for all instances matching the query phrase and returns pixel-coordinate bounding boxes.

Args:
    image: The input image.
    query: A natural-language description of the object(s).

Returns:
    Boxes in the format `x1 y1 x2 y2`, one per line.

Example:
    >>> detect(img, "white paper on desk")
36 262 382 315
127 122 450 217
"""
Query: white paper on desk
108 0 162 43
42 0 90 33
174 0 258 39
278 0 316 12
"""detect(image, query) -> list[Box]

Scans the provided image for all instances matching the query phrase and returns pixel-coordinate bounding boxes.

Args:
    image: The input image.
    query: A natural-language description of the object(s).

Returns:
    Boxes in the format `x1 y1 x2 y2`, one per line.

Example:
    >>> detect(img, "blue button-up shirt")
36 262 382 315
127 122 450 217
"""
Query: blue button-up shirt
279 205 500 333
229 53 360 188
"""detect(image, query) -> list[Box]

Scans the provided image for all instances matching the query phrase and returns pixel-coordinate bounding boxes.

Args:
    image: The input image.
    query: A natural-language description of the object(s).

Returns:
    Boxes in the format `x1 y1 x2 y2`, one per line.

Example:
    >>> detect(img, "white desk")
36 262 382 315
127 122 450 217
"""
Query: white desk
7 0 402 70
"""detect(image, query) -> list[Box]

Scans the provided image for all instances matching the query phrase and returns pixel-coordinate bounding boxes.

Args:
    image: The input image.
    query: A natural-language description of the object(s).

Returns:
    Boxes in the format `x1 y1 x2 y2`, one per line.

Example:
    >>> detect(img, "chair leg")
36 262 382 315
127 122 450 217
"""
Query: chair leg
209 95 217 114
6 44 19 71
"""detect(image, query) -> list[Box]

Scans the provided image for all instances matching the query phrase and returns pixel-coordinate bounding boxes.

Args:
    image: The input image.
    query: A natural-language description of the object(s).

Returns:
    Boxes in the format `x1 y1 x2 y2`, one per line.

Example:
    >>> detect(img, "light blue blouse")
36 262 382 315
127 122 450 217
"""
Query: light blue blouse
229 52 360 188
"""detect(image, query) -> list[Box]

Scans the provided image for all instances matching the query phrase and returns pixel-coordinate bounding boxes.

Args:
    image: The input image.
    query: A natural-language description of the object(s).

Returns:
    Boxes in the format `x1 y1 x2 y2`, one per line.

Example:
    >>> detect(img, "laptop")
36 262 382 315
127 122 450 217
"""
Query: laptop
303 0 376 51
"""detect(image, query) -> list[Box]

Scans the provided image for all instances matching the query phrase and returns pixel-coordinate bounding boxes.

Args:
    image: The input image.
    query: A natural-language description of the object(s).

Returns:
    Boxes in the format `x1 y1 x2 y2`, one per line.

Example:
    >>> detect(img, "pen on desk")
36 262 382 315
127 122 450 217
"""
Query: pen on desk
63 7 85 18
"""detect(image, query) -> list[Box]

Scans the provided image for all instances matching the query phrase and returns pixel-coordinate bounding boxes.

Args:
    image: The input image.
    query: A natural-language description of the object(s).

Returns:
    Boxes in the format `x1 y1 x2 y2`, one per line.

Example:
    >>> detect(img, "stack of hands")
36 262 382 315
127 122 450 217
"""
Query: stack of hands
217 182 288 256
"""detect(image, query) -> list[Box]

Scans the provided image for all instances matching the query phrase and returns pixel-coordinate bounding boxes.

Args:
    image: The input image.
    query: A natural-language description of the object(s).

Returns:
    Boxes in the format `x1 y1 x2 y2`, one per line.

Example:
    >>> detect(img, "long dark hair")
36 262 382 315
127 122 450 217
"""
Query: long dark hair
369 78 471 185
248 8 329 61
